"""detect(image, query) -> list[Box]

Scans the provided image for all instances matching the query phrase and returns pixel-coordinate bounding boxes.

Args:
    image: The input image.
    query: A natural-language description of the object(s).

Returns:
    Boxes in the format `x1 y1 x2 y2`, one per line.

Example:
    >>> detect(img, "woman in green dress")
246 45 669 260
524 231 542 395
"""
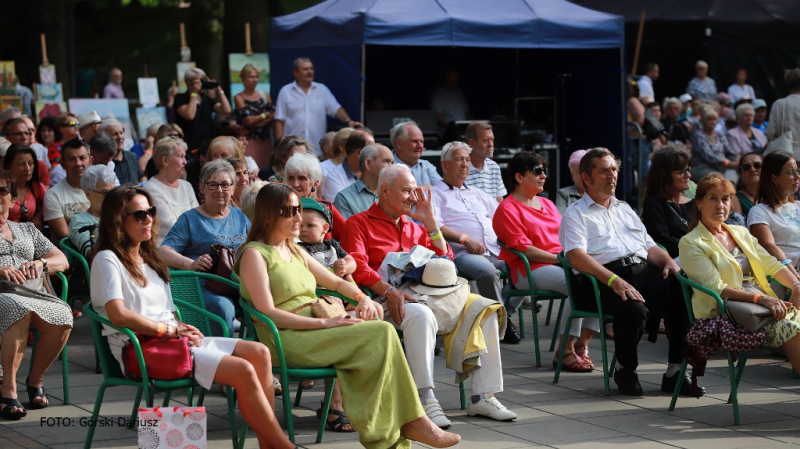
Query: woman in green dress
234 183 460 449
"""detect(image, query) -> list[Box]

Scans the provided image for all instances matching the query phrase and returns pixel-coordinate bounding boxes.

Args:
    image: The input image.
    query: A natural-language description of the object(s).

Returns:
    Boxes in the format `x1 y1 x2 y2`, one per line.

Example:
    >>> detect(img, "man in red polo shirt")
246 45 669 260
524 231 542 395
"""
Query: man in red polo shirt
343 164 516 429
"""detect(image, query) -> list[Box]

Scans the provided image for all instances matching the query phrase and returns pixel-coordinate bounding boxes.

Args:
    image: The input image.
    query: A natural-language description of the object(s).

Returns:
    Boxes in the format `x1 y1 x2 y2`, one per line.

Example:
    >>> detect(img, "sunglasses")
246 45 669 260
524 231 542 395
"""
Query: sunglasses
61 121 79 127
129 206 157 223
532 166 547 176
741 162 762 172
0 186 11 197
278 205 302 217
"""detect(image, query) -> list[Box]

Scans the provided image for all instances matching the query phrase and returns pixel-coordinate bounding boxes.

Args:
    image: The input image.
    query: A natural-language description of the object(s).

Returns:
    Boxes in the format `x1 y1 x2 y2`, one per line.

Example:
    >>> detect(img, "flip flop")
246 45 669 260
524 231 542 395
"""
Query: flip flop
0 397 27 420
301 380 315 390
316 406 355 432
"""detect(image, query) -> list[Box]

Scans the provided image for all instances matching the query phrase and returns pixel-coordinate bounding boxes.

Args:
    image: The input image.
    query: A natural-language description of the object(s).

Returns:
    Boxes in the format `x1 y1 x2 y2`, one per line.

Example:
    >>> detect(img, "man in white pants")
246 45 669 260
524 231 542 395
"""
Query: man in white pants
343 164 516 428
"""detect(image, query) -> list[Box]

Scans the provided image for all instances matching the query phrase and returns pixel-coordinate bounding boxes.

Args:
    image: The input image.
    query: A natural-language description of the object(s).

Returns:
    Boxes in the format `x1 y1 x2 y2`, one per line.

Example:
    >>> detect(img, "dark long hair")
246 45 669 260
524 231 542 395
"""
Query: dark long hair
96 186 170 287
645 143 691 199
35 117 61 145
245 183 303 259
758 151 795 212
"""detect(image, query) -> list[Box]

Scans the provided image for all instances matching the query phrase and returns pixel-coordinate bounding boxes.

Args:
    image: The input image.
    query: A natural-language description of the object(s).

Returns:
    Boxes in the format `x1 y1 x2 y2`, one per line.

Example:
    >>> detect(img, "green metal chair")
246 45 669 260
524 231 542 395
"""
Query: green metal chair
497 240 567 367
83 302 242 449
58 237 91 308
240 298 337 444
28 271 71 404
671 271 749 425
553 252 617 395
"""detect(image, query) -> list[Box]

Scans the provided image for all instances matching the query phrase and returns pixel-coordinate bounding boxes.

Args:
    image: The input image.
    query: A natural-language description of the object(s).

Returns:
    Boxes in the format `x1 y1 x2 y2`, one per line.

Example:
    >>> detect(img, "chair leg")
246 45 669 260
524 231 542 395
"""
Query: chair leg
129 386 143 428
518 309 525 339
84 382 109 449
281 375 296 443
225 385 243 449
599 321 612 396
197 388 206 406
316 378 336 444
95 346 101 374
162 391 172 407
294 382 304 407
531 303 541 367
549 299 567 352
553 316 574 384
545 299 554 325
459 381 466 410
61 345 70 404
668 360 688 411
726 353 742 425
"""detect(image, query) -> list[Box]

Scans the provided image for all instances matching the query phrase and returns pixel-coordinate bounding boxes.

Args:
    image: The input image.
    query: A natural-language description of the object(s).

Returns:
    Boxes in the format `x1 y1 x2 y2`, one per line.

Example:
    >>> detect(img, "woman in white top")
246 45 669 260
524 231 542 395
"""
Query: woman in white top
142 137 198 245
90 186 295 449
727 68 756 104
748 151 800 283
319 127 353 178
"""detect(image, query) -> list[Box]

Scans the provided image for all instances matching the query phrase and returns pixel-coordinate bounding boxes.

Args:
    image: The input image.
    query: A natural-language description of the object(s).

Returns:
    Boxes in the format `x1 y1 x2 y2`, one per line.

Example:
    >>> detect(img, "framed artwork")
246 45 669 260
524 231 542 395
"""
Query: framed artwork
35 102 67 121
0 96 23 113
39 65 57 84
135 107 167 137
176 62 196 93
69 98 133 138
34 83 63 102
228 53 270 97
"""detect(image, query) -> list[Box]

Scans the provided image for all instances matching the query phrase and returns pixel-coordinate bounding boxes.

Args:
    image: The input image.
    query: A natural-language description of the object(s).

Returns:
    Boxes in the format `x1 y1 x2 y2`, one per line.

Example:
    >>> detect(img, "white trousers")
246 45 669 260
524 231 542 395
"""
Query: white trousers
387 302 503 395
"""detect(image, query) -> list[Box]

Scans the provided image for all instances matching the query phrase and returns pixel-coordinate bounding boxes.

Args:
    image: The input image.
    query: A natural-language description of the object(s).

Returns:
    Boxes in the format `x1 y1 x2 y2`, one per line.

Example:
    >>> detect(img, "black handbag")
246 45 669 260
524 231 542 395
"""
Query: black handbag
206 244 237 297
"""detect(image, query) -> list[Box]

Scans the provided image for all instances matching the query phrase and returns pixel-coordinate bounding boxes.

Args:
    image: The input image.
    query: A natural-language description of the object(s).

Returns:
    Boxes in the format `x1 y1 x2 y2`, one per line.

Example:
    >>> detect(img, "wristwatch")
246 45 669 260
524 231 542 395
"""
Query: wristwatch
427 227 440 237
39 258 47 269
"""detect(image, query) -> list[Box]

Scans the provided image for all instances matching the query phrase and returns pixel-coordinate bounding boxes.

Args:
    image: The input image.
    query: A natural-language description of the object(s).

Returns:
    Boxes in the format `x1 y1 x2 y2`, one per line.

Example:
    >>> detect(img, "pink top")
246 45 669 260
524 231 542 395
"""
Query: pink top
492 195 562 284
8 182 46 224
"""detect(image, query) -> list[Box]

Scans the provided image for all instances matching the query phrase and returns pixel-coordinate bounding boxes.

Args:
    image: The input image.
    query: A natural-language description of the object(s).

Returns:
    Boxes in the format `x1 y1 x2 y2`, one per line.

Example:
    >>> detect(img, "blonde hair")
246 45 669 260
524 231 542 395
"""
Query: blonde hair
153 137 188 171
208 136 244 161
239 63 258 80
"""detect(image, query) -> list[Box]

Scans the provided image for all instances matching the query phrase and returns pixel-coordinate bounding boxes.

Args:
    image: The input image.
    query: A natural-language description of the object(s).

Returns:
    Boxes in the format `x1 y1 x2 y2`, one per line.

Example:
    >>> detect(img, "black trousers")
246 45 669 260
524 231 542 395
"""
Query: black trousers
572 262 689 370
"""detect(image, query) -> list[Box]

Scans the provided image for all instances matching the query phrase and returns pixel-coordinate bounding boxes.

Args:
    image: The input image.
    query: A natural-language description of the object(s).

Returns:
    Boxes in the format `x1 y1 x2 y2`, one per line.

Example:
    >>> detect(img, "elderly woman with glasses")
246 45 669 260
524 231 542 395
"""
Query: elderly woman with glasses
0 169 70 420
158 160 250 336
641 144 694 259
142 137 198 245
283 152 346 242
68 165 116 259
747 151 800 284
3 145 47 231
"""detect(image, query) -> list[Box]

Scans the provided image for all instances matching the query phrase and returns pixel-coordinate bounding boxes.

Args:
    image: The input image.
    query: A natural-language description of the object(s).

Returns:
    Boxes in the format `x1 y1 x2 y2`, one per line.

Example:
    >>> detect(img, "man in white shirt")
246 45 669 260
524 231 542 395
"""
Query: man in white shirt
274 57 360 156
321 129 374 201
391 121 441 188
559 148 699 397
44 138 92 240
637 63 659 101
464 121 506 202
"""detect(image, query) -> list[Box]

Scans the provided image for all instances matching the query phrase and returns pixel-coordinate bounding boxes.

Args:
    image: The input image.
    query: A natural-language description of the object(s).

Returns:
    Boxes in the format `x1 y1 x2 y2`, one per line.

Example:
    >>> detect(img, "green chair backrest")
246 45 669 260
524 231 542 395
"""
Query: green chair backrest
59 237 91 281
169 271 239 338
498 240 540 292
85 304 126 379
676 270 726 324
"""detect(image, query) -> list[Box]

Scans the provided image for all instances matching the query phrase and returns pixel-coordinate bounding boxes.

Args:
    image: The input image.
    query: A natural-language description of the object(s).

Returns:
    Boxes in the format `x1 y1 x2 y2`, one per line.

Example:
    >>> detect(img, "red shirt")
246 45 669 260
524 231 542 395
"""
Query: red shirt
318 198 346 242
342 203 454 287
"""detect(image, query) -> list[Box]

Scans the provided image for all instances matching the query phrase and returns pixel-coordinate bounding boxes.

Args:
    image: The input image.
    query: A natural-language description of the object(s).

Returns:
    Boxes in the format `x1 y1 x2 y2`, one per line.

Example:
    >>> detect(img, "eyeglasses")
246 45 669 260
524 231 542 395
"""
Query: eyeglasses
532 165 547 176
205 181 233 191
91 189 111 196
129 206 157 223
168 134 181 138
61 121 79 127
0 186 11 197
278 205 302 217
741 162 762 172
674 166 692 176
780 169 800 178
7 131 32 138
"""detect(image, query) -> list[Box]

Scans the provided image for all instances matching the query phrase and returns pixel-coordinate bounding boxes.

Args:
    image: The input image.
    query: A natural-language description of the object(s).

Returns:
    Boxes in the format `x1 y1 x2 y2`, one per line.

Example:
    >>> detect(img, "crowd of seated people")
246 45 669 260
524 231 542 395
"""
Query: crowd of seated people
3 59 800 449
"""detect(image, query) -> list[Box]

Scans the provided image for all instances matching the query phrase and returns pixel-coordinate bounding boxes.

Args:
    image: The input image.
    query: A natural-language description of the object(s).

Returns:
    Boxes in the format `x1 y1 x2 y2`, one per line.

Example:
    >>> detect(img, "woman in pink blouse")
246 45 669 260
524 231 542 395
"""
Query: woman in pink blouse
493 151 599 372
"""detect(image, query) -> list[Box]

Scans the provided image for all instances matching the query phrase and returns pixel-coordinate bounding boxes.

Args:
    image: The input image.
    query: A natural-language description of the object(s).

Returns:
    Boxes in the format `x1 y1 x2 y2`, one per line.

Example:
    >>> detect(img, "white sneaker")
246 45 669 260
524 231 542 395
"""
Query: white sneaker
423 399 452 428
233 319 242 332
466 396 517 421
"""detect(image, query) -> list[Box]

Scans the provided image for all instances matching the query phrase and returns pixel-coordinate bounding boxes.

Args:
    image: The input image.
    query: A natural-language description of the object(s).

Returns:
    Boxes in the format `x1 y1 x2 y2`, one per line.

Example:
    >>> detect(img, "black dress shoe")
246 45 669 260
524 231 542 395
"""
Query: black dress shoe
613 368 643 396
661 372 706 397
502 320 521 344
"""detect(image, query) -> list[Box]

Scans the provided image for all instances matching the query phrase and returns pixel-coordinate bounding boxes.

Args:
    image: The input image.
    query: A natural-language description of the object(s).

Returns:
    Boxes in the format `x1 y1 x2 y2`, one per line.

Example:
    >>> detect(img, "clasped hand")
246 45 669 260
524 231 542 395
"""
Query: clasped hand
175 323 204 347
0 262 40 284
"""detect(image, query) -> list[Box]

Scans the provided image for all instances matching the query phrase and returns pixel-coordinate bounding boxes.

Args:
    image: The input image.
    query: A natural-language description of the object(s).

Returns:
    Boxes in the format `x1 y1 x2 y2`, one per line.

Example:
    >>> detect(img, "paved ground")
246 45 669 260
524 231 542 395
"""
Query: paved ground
2 307 800 448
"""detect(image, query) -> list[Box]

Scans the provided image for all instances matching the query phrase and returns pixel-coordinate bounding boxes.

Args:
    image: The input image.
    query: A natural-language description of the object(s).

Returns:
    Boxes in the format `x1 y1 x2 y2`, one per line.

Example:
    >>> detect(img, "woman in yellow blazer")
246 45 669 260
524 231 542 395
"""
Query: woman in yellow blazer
679 173 800 372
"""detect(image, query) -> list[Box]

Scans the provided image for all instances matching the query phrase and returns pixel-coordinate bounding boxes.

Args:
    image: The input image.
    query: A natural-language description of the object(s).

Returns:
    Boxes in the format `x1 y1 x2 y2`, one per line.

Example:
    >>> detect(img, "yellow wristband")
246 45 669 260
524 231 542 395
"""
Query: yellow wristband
430 231 443 241
607 274 619 287
261 113 267 120
190 92 198 98
156 322 165 338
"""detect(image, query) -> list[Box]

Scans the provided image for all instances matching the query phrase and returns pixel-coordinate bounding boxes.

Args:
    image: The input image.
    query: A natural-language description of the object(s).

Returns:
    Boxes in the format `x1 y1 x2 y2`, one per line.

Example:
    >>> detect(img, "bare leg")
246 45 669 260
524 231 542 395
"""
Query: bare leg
783 334 800 373
1 314 31 414
214 355 295 449
324 379 353 431
27 314 71 406
232 341 275 409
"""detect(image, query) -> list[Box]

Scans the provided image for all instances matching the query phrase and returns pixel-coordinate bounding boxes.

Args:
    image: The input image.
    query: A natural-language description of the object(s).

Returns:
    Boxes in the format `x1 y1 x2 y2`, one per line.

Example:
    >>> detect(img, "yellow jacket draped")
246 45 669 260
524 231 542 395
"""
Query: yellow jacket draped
679 221 784 319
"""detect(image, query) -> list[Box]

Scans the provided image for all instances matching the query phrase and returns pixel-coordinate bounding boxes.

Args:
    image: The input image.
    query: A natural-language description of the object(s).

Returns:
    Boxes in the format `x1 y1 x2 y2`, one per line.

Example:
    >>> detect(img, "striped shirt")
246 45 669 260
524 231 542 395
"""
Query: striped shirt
465 158 507 199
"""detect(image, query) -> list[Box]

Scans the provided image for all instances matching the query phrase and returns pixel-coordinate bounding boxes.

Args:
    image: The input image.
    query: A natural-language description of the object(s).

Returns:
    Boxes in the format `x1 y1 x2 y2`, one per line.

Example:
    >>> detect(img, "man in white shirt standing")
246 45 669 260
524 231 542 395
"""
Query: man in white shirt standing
464 121 506 202
44 138 92 240
274 57 360 156
431 141 520 344
637 63 659 101
559 147 699 397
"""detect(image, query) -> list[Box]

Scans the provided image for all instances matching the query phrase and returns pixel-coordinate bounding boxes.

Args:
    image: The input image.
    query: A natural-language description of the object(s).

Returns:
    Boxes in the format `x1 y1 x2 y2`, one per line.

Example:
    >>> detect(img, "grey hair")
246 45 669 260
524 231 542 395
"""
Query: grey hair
696 60 708 70
98 118 123 135
319 131 335 151
240 180 269 221
441 141 472 161
88 133 118 158
735 103 755 118
0 107 20 126
665 97 682 108
0 137 11 158
699 105 718 121
153 137 188 171
378 163 412 190
81 164 116 191
184 67 206 85
284 152 323 184
199 158 235 186
358 143 389 172
390 121 417 148
292 57 312 71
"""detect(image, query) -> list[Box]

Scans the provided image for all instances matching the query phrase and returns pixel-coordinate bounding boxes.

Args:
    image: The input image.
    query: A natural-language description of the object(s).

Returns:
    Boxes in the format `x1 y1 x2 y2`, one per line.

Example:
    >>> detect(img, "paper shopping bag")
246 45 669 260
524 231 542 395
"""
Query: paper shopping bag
137 406 207 449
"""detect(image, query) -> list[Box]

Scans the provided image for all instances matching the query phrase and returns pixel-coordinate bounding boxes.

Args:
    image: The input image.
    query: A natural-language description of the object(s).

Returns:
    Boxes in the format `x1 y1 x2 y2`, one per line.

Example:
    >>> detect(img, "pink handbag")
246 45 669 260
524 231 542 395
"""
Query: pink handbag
122 335 193 380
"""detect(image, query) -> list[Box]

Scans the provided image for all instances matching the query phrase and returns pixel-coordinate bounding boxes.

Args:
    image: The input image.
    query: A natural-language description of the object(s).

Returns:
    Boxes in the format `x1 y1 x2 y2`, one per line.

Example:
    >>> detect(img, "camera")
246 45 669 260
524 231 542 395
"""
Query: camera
201 80 219 90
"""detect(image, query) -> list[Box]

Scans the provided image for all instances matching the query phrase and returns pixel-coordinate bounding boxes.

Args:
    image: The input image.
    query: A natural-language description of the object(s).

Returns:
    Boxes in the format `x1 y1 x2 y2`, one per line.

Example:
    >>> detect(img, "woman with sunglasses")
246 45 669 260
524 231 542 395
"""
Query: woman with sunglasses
0 169 70 420
641 144 694 260
235 183 459 448
493 151 599 372
731 152 763 218
158 160 249 337
68 165 116 259
90 186 295 449
3 145 47 231
747 151 800 285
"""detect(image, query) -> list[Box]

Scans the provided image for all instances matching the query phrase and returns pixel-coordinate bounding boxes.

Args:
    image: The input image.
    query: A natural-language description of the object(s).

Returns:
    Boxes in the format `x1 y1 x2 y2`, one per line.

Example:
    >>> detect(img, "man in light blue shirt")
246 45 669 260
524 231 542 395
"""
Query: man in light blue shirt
391 121 441 188
334 143 394 219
